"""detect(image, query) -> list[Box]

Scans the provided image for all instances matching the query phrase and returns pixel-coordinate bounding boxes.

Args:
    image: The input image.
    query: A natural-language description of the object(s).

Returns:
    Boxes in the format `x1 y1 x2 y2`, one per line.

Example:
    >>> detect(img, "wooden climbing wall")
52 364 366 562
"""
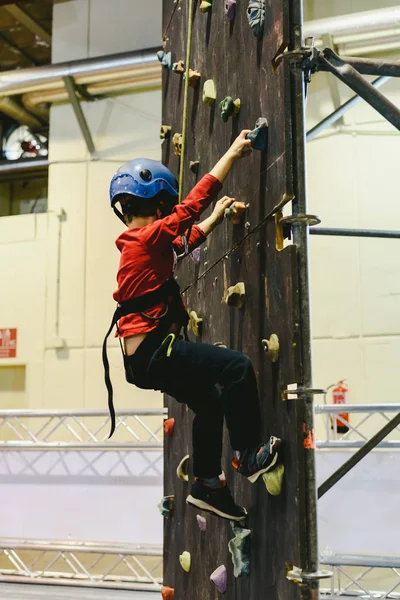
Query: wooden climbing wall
162 1 307 598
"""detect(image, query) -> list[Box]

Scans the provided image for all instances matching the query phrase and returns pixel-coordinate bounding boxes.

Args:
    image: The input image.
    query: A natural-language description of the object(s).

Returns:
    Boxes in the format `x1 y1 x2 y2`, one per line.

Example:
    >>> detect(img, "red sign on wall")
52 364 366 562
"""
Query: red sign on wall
0 328 17 358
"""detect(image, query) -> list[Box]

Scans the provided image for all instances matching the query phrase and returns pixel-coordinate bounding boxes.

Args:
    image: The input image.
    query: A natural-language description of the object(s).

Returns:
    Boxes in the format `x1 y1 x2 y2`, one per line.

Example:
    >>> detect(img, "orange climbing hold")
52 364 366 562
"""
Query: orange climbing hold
161 586 174 600
164 418 175 437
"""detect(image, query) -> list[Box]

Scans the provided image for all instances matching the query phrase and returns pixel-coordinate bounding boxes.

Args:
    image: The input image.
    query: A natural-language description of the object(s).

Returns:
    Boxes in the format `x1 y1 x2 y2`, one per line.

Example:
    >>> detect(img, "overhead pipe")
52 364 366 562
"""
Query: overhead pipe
304 6 400 39
0 96 41 128
0 48 159 97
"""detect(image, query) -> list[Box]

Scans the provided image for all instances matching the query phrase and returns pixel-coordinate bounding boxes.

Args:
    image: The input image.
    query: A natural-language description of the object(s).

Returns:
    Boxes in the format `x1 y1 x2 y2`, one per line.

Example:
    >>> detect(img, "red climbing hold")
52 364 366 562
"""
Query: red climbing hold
161 586 174 600
164 418 175 437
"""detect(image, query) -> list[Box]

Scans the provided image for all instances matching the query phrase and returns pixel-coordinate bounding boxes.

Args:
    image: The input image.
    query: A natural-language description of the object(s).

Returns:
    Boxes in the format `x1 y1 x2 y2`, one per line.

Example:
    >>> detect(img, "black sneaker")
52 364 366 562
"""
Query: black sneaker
232 436 281 483
186 481 247 521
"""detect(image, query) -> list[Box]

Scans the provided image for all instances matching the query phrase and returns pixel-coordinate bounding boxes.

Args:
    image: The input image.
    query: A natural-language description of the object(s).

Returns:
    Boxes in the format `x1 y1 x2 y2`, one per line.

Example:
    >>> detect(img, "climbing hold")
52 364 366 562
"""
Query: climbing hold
172 133 183 156
164 417 175 437
185 69 201 87
161 586 174 600
224 282 245 308
214 342 227 348
228 523 251 577
202 79 217 106
196 515 207 531
219 96 241 122
261 334 280 363
157 50 173 69
179 551 191 572
176 454 190 482
246 117 268 151
224 201 248 225
263 463 285 496
210 565 227 594
200 0 212 13
189 160 200 173
189 310 203 337
247 0 265 39
172 60 185 74
160 125 172 140
225 0 236 20
158 495 175 518
190 247 201 264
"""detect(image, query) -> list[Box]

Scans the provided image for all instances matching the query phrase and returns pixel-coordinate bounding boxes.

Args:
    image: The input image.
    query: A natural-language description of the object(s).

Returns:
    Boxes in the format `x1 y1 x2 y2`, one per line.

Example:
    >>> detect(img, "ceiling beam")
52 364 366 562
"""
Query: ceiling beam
3 4 51 46
0 30 38 66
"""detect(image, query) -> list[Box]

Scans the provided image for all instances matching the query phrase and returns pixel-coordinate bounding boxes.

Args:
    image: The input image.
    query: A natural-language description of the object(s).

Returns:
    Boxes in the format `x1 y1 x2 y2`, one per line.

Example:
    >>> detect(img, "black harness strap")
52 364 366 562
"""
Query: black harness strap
103 277 182 438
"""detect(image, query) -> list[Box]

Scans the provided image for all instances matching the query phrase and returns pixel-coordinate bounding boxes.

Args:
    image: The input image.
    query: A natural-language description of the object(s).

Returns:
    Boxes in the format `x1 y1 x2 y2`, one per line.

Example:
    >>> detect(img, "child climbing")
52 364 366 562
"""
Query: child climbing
104 130 281 521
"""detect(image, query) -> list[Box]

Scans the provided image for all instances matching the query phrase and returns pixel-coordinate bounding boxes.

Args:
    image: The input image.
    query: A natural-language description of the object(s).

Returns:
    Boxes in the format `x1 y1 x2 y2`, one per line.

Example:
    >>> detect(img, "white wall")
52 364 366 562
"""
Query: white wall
305 0 400 432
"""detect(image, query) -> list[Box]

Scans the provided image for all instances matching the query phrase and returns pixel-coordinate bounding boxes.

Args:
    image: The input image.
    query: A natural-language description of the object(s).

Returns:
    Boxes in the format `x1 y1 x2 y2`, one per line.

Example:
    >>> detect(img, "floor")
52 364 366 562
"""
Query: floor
0 584 159 600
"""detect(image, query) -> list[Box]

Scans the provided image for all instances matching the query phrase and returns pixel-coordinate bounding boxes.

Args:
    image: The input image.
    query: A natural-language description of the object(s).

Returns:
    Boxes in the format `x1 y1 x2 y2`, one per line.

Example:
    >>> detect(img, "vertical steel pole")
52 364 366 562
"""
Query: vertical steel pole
290 1 319 598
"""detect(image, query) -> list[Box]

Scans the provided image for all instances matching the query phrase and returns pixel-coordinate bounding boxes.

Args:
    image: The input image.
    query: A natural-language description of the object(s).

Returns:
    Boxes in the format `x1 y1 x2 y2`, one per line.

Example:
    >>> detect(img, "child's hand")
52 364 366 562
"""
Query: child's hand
212 196 235 224
227 130 252 160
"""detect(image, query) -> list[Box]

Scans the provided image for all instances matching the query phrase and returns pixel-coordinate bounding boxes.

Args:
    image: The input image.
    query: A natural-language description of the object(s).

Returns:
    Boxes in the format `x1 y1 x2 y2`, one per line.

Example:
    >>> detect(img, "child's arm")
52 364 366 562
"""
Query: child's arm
140 131 252 249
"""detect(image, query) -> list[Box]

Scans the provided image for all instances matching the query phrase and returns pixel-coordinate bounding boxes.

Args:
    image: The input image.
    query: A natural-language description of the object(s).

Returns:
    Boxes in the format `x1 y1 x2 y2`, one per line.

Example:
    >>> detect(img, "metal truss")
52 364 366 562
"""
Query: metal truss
315 404 400 449
320 553 400 599
0 539 162 592
0 409 166 450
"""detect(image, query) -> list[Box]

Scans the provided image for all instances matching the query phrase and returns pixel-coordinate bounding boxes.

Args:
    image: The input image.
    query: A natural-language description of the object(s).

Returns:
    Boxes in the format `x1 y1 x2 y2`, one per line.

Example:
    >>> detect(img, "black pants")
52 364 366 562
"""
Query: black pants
125 332 262 478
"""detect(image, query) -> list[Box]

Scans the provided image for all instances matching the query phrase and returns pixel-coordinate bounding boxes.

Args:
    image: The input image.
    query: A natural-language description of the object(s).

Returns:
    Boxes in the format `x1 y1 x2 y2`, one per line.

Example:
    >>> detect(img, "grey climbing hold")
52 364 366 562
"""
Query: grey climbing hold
158 495 174 518
190 247 201 264
247 1 265 39
219 96 241 122
196 515 207 531
157 50 173 69
225 0 236 20
210 565 227 593
228 522 251 577
189 160 200 173
246 117 268 151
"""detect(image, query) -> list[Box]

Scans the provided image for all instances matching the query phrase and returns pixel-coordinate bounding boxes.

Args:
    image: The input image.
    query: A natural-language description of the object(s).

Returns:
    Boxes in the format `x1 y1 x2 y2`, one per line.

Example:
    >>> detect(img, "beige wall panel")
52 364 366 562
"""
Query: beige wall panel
0 214 37 244
307 134 359 228
363 337 400 404
305 0 400 20
52 0 89 63
359 239 400 336
310 237 361 339
43 348 84 409
49 104 89 163
84 347 162 411
26 361 45 410
86 93 162 161
0 240 46 361
89 0 162 57
46 164 87 347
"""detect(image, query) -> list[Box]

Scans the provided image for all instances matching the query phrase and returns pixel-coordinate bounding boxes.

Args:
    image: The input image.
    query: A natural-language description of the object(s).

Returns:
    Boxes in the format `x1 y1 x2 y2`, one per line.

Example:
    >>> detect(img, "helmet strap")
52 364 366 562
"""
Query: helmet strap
113 206 126 224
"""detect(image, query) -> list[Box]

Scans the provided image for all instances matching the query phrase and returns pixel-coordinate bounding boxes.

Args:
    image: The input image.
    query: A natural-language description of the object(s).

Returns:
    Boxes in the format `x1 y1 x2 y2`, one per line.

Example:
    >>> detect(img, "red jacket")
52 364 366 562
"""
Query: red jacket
113 173 223 337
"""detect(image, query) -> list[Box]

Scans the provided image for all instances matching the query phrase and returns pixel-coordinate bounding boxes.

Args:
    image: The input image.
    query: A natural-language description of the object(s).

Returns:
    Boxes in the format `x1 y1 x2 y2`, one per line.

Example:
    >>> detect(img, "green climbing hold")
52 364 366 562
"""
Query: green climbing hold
228 522 251 577
203 80 217 106
219 96 241 122
263 463 285 496
200 0 212 13
179 551 191 572
158 495 175 518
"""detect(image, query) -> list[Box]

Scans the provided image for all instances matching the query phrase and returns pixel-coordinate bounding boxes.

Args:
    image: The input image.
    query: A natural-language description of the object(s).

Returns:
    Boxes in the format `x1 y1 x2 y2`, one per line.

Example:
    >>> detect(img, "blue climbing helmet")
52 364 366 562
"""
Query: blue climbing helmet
110 158 178 223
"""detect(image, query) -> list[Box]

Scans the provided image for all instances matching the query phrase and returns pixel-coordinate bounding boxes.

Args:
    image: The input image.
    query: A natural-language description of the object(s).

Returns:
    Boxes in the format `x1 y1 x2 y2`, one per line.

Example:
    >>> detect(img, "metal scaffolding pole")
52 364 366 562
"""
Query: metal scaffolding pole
291 1 319 597
310 227 400 239
306 75 390 141
318 51 400 78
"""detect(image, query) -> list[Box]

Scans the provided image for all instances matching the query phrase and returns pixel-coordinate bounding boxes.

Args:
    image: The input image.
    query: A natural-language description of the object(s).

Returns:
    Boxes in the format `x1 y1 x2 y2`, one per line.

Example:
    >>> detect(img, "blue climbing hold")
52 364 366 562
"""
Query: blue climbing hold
247 1 265 39
157 50 173 69
228 522 251 577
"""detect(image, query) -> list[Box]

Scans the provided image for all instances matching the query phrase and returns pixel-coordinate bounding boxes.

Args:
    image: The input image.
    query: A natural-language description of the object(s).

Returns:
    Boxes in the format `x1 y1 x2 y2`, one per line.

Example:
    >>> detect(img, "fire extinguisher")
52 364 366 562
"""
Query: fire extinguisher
331 380 349 434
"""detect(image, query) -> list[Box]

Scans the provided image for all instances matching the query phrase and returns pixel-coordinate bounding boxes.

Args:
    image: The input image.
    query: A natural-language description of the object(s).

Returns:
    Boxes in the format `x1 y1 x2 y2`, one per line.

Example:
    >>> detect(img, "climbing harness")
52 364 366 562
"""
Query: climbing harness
102 277 186 437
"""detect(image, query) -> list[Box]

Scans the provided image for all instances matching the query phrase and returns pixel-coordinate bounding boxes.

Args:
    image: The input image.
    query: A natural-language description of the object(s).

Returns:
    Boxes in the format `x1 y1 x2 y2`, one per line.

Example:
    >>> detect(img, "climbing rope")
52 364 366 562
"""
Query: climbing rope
181 192 294 294
178 0 195 202
162 0 182 42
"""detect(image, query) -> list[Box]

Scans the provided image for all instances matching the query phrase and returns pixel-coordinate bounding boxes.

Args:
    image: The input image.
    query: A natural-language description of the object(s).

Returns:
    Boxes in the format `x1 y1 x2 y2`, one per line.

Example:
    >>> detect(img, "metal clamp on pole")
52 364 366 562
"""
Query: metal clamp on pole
286 565 333 584
282 387 327 400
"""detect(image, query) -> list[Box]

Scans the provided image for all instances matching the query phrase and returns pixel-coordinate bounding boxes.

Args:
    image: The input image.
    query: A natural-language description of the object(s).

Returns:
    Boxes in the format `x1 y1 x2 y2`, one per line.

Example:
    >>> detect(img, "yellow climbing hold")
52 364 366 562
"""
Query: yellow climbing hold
179 551 191 572
189 310 203 337
263 464 285 496
176 454 190 482
203 79 217 106
200 0 212 13
225 282 245 308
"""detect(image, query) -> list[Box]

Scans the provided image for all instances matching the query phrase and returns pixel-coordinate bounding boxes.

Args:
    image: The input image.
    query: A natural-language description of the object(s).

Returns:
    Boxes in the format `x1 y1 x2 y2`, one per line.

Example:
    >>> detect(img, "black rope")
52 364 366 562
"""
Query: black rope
162 0 182 41
181 194 294 295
